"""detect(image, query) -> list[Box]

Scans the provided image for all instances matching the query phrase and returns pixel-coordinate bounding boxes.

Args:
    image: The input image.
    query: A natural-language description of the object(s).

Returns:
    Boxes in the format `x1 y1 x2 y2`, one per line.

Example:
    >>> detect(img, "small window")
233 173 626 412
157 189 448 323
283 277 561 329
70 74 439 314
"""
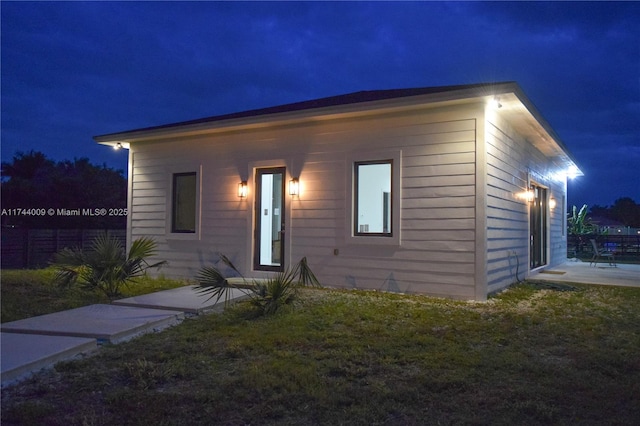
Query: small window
172 172 196 233
354 160 393 236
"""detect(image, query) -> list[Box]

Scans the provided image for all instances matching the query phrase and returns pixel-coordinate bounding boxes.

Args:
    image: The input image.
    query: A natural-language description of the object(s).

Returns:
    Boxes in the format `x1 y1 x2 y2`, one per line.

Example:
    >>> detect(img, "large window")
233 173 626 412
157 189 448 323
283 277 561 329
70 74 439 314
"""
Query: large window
354 160 393 236
172 172 197 233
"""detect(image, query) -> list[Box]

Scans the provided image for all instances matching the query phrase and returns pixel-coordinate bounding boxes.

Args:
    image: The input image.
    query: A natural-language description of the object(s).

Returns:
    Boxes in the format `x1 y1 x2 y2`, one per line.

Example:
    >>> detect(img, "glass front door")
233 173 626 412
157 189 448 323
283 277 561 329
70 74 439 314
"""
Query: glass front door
530 184 548 269
254 167 285 271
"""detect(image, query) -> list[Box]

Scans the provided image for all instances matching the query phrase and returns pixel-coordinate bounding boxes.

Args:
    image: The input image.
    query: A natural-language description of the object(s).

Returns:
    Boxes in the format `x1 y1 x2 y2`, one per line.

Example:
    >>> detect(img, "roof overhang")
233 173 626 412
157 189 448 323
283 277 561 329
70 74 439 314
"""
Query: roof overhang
491 86 583 177
94 82 582 176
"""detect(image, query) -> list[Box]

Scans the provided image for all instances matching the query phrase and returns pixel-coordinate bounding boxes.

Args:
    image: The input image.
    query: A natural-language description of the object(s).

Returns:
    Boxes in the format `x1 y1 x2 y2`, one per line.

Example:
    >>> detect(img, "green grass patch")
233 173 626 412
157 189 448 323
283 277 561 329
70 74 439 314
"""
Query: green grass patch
2 283 640 424
1 268 187 322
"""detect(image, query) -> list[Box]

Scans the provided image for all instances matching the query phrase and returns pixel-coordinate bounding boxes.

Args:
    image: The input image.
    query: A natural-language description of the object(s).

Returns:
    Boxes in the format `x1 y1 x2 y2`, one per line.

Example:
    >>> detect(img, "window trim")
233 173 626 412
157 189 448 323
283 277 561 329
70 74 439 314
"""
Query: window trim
171 172 197 233
346 150 401 246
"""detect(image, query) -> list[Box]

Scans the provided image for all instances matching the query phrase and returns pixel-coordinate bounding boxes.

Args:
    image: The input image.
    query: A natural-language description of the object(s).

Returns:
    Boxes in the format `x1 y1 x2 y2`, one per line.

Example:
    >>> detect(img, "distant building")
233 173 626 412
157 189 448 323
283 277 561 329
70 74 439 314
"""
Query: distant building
591 216 640 236
95 82 581 300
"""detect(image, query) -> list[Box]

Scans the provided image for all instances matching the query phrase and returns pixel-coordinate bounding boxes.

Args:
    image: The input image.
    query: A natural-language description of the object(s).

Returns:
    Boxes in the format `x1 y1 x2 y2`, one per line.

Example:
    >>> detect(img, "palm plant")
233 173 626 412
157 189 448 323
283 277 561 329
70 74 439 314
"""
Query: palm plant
568 204 596 256
195 253 321 315
249 269 299 316
52 232 166 299
291 256 321 288
568 204 595 236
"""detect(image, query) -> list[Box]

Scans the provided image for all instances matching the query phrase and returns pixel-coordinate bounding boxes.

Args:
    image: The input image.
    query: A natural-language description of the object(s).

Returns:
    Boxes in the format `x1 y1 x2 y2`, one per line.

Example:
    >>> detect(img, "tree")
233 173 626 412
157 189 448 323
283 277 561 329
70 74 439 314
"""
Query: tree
609 197 640 228
1 150 55 182
1 151 127 228
588 204 611 221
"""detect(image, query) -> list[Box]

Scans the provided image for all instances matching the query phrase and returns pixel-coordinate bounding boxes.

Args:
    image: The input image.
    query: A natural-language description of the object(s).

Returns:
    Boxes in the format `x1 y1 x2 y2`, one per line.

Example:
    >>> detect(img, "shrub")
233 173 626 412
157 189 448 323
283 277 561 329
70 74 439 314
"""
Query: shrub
195 254 321 316
51 232 167 299
249 269 299 315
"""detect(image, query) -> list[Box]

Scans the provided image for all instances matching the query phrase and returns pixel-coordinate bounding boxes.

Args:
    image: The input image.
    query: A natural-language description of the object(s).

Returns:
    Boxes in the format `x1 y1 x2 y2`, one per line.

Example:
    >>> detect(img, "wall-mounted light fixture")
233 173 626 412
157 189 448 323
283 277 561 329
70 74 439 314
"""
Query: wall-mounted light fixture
113 142 123 150
491 96 502 109
289 178 299 196
549 197 557 209
238 181 248 198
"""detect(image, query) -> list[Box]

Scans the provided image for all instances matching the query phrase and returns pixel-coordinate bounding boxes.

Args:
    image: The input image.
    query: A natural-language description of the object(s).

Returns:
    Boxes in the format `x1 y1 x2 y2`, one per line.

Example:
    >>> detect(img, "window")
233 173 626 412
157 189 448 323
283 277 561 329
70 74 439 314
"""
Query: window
354 160 393 236
172 172 196 233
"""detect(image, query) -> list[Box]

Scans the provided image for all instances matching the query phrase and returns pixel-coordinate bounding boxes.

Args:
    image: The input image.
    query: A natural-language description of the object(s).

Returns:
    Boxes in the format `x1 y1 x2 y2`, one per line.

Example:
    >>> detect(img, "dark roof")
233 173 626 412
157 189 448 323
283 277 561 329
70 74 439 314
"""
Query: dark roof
96 81 516 138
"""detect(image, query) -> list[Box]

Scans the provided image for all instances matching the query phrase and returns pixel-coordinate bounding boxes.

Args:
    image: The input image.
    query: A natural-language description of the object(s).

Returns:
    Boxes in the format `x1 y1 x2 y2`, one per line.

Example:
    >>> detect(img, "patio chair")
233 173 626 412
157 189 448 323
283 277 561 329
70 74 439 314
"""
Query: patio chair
589 239 616 267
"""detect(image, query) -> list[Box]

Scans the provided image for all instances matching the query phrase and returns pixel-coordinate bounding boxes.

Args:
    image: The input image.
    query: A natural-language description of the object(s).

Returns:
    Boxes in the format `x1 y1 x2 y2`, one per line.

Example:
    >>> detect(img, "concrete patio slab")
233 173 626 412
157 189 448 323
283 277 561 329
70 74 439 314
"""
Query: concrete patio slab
1 304 184 344
1 333 97 387
112 285 249 314
532 260 640 287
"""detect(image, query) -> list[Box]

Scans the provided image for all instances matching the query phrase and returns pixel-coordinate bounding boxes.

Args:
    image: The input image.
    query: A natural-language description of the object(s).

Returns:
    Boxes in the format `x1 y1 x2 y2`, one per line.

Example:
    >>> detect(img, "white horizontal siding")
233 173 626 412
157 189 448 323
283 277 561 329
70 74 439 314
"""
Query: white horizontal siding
126 105 483 297
484 111 568 294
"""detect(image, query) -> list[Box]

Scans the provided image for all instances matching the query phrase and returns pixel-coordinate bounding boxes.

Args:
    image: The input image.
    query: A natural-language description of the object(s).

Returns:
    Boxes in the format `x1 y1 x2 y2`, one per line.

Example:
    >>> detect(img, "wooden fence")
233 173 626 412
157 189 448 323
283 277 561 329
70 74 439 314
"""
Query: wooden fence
1 228 126 269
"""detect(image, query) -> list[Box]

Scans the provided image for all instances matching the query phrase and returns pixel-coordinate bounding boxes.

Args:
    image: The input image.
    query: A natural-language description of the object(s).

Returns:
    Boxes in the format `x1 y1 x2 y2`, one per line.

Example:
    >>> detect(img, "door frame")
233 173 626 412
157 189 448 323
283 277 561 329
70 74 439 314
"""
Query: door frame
253 166 286 272
529 181 549 270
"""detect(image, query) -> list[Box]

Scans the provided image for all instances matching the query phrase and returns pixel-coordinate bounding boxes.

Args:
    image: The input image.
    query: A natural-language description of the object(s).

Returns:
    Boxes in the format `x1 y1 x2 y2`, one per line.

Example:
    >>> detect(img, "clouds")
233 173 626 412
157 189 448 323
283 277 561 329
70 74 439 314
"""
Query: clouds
1 1 638 206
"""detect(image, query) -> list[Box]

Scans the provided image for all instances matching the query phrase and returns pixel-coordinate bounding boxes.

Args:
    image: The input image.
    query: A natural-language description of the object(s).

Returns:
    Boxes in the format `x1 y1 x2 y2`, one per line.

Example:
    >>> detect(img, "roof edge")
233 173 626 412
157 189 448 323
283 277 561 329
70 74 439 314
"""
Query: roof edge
94 81 517 142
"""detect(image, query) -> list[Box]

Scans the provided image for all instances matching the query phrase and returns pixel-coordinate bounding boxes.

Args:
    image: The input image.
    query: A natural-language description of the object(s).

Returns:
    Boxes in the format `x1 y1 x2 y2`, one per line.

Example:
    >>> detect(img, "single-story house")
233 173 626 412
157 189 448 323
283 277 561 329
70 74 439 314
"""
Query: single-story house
95 81 582 300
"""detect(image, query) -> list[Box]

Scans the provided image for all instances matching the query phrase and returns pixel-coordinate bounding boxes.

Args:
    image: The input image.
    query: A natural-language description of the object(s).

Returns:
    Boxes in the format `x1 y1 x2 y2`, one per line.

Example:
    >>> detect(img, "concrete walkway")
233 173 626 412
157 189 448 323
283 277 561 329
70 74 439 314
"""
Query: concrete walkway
1 285 247 387
531 260 640 288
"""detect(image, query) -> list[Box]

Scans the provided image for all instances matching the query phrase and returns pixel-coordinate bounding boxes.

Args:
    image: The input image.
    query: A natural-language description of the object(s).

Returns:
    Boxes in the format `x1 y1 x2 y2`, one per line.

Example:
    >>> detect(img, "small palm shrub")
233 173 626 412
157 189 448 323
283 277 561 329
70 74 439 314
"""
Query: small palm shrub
249 269 298 316
195 253 321 316
51 232 167 299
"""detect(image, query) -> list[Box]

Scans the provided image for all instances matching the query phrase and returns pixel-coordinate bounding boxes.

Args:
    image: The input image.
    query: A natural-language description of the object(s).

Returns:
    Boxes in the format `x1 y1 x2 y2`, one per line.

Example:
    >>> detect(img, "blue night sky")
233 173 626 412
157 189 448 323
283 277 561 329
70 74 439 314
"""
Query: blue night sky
2 1 639 208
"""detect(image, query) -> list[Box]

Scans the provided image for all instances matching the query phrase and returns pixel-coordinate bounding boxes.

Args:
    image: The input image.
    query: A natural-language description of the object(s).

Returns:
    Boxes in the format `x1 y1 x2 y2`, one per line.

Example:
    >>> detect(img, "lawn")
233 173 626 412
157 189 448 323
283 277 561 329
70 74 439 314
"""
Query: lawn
1 268 186 323
2 278 639 425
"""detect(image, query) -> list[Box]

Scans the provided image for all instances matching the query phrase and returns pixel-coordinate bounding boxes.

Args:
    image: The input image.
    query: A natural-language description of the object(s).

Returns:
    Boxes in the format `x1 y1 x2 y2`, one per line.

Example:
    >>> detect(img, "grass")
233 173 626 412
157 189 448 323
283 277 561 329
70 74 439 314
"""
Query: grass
2 279 640 425
1 268 186 323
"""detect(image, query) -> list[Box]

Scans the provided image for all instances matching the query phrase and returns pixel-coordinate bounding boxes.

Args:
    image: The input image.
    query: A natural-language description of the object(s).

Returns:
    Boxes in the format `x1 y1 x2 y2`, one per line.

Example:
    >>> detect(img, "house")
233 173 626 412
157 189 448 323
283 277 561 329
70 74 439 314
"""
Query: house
591 216 640 236
94 82 582 300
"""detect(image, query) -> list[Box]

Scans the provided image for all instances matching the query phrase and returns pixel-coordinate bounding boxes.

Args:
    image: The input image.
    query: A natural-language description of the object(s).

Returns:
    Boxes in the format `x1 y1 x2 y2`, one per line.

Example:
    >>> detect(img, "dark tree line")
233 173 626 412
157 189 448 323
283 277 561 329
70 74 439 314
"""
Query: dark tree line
1 151 127 229
589 197 640 228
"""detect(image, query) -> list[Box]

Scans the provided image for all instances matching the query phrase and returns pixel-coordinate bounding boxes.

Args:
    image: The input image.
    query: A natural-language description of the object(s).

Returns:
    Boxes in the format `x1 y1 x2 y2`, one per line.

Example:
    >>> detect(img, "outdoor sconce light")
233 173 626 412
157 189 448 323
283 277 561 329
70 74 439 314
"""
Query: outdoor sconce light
289 178 299 196
113 142 123 150
491 96 502 109
549 198 557 209
238 181 248 198
527 189 536 203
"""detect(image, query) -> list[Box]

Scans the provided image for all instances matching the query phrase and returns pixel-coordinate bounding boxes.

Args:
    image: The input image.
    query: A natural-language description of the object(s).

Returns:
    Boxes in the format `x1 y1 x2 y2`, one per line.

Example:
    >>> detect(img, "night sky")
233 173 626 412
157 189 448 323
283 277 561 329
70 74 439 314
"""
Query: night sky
2 1 639 208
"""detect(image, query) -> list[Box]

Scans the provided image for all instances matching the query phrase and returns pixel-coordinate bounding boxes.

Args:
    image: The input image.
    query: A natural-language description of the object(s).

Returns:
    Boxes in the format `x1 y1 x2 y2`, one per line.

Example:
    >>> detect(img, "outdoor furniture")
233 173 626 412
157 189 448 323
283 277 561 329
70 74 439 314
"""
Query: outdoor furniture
589 239 616 267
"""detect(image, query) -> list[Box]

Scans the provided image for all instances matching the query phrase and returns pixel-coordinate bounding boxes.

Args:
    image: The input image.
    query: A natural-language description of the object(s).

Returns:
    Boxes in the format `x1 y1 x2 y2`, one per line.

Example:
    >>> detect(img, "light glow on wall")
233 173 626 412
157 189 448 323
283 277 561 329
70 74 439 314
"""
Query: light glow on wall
517 189 535 203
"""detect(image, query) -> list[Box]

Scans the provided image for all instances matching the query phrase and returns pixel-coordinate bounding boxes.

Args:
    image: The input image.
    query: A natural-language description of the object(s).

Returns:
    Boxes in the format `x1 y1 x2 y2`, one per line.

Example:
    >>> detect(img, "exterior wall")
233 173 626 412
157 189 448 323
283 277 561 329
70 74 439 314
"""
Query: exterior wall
128 104 483 299
484 109 567 294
